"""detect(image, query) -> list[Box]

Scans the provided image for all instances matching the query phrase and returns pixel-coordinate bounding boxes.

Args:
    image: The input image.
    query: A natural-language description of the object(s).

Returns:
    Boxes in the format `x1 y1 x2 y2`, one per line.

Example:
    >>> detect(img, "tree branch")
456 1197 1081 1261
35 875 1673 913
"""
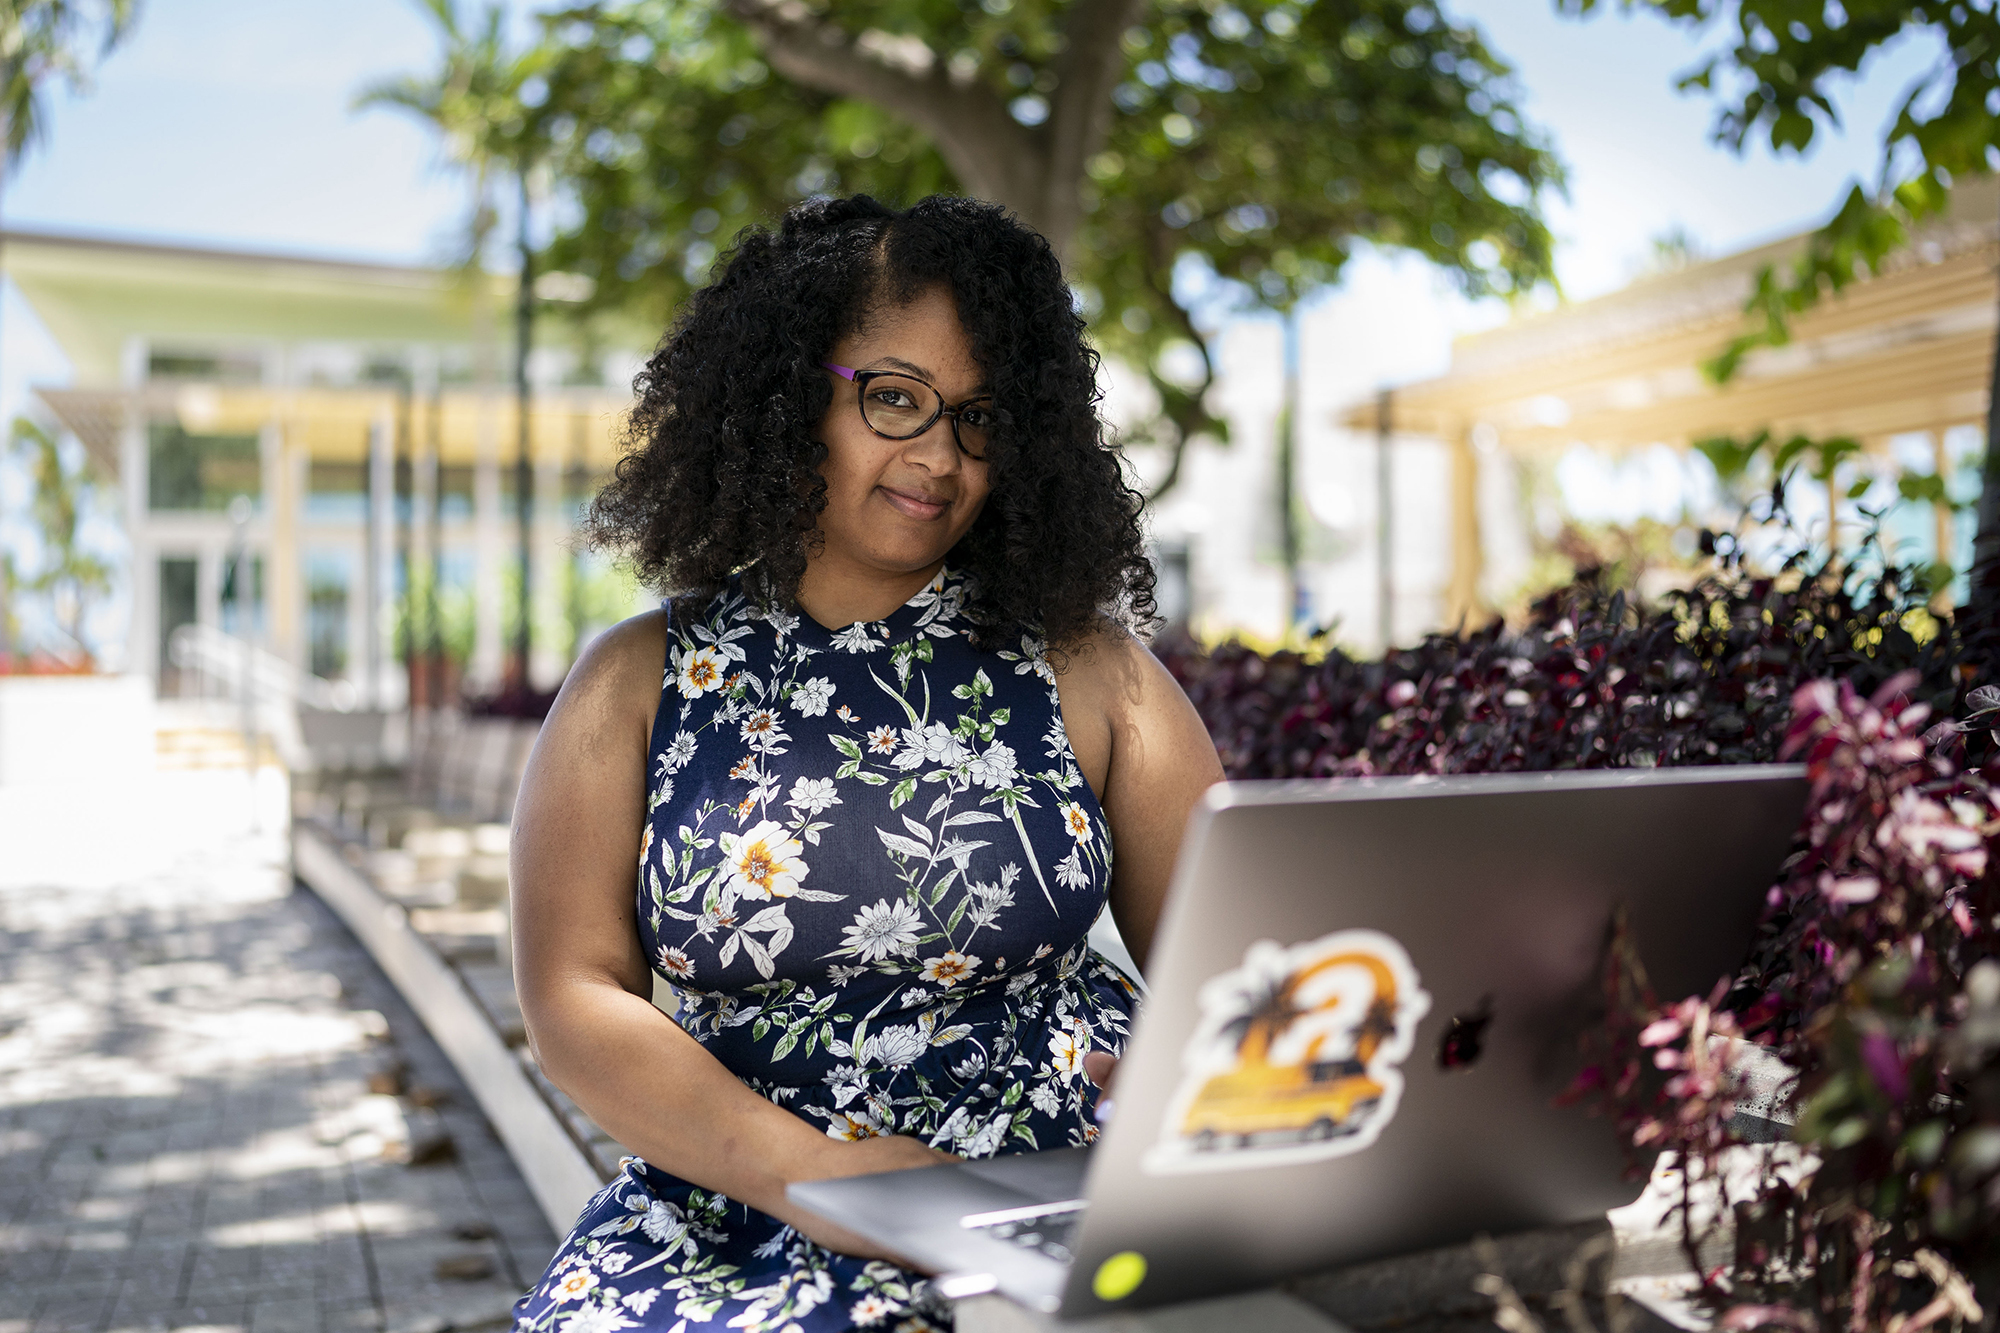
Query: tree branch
1041 0 1148 254
724 0 1038 216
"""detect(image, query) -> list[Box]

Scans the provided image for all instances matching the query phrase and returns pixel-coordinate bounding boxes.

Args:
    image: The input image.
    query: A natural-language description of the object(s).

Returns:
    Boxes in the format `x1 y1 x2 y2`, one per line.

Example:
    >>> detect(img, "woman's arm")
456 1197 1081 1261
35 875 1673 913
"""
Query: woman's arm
1056 627 1225 975
510 613 946 1257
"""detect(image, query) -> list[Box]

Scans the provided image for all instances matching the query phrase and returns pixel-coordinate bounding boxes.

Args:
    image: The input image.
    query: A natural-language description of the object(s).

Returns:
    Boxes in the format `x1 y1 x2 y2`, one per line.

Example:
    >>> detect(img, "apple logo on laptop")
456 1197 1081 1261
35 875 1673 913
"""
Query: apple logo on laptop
1144 928 1432 1174
1436 996 1495 1071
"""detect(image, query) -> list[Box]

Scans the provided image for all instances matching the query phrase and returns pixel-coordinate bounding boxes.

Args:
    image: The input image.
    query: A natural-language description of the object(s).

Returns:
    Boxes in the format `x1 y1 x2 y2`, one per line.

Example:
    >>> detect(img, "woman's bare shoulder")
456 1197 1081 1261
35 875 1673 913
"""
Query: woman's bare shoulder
1054 619 1175 718
551 607 671 734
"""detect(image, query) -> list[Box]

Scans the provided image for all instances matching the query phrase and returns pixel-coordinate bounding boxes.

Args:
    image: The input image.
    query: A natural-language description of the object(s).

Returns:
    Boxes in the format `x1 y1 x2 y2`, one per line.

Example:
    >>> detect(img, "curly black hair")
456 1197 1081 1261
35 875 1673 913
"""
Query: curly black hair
586 193 1156 650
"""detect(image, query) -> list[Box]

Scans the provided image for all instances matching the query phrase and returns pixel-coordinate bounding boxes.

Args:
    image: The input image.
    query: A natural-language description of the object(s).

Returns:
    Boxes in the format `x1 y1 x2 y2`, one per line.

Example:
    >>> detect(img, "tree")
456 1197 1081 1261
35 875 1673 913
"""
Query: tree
0 2 134 666
1559 2 2000 627
360 0 554 693
0 0 138 198
532 0 1562 494
8 417 108 661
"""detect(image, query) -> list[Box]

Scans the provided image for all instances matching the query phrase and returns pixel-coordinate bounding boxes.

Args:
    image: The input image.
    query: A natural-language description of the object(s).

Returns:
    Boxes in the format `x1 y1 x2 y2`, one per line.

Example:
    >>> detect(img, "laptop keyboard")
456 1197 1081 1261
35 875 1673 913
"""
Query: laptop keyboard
962 1204 1084 1262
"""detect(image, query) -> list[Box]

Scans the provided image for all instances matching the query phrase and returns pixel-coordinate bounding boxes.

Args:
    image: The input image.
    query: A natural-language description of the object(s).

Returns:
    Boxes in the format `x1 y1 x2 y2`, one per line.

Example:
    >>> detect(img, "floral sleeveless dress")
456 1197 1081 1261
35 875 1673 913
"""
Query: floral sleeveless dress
512 569 1137 1333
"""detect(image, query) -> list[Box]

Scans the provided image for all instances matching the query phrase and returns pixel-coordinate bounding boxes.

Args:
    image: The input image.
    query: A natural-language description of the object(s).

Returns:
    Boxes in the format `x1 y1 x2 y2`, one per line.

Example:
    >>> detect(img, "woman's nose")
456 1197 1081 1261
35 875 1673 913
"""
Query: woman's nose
900 418 961 470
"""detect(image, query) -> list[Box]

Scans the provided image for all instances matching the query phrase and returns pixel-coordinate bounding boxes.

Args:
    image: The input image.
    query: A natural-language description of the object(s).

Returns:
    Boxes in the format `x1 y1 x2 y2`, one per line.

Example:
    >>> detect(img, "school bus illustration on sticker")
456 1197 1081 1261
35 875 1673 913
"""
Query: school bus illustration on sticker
1145 929 1431 1174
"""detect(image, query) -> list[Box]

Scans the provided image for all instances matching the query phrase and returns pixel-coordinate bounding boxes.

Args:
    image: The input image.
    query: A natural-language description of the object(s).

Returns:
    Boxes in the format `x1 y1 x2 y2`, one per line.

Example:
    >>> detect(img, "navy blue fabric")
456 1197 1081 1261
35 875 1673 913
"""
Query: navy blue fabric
513 571 1136 1333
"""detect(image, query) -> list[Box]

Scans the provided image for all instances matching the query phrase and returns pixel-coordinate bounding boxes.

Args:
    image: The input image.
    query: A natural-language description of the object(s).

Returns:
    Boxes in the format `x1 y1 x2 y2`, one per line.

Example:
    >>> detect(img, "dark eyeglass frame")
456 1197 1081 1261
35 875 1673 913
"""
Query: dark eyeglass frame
822 363 1002 460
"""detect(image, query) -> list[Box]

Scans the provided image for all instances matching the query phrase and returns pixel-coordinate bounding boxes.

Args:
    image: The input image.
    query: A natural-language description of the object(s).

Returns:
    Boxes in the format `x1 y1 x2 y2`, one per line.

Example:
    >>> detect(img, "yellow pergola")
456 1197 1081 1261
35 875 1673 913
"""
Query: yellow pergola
1341 177 1998 624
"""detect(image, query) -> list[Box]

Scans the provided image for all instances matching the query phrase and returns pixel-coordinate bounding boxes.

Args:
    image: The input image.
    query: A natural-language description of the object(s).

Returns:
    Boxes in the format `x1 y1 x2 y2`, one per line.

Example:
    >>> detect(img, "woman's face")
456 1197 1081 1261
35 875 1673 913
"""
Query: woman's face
812 284 992 585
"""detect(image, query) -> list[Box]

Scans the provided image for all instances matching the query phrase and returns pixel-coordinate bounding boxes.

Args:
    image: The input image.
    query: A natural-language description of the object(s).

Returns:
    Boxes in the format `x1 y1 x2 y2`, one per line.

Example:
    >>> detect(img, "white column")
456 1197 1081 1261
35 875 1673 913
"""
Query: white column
470 391 504 691
531 448 567 690
367 404 396 709
119 337 155 683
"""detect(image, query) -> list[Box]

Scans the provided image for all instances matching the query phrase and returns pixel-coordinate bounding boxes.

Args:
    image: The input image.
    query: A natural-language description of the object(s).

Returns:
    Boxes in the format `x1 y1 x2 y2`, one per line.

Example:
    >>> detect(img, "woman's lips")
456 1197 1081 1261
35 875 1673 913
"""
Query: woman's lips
878 485 949 521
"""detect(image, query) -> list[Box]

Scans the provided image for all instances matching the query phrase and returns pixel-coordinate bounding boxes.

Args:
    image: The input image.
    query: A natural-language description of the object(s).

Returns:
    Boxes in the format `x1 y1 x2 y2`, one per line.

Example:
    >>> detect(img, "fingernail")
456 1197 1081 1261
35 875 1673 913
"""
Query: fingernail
1095 1098 1116 1126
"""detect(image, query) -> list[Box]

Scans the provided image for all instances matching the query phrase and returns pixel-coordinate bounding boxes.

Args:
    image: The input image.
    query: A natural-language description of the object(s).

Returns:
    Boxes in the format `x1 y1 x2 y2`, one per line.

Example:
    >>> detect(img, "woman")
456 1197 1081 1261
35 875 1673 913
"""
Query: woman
509 194 1223 1333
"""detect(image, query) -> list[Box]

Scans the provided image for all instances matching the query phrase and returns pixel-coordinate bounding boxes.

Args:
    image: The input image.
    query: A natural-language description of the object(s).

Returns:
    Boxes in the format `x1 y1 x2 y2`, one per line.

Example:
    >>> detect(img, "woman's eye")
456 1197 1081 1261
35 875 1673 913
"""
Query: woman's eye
870 388 918 409
960 405 997 428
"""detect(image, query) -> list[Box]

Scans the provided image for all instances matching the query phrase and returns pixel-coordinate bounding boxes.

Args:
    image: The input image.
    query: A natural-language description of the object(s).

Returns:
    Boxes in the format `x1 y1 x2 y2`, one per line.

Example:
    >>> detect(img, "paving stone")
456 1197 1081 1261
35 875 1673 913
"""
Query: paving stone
0 772 558 1333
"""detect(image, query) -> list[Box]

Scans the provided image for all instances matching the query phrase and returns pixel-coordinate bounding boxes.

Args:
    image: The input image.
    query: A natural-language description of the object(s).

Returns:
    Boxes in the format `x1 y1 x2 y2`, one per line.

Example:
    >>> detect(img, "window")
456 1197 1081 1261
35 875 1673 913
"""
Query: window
148 423 260 512
306 462 367 523
147 349 262 384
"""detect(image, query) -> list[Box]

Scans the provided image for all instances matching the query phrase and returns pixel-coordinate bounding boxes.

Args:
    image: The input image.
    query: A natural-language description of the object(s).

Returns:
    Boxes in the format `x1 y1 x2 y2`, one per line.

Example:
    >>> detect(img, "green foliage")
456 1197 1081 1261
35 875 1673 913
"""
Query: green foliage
1559 1 2000 381
7 417 111 659
523 0 1560 482
357 0 557 262
0 0 138 166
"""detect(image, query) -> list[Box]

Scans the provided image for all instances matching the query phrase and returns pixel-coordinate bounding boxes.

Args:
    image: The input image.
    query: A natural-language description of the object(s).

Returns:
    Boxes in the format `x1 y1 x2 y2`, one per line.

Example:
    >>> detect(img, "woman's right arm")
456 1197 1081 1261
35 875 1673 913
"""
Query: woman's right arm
509 612 946 1254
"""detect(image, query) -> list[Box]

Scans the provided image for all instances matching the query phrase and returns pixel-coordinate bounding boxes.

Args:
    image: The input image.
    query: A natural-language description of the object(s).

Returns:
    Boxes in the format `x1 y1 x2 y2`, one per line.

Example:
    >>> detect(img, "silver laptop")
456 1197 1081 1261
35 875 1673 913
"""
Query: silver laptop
788 765 1806 1317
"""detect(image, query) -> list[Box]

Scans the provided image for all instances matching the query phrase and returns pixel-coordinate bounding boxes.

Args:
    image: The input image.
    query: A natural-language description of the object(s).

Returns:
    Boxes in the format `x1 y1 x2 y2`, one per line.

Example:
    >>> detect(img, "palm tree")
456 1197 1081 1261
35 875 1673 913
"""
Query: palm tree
0 2 138 662
358 0 552 696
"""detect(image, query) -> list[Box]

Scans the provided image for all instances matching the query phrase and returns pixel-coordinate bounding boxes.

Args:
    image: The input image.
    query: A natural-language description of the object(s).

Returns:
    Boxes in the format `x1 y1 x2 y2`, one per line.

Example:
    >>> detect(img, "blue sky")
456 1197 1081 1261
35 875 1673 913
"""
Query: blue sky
0 0 1956 635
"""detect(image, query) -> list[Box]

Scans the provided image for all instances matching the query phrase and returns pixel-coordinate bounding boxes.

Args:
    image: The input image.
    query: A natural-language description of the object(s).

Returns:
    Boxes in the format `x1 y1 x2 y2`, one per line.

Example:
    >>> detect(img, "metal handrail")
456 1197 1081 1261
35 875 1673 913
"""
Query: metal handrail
167 623 357 712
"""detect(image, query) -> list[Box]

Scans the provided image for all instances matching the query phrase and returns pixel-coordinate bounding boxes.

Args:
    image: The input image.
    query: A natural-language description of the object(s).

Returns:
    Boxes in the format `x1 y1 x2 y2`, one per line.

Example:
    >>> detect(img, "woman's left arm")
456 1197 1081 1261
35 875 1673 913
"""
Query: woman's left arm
1058 628 1225 976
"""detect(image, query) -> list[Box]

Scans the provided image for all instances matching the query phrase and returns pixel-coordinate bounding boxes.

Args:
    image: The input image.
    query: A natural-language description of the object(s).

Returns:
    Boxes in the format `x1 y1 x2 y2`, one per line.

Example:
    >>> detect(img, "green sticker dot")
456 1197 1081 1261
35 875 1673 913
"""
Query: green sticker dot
1092 1250 1147 1301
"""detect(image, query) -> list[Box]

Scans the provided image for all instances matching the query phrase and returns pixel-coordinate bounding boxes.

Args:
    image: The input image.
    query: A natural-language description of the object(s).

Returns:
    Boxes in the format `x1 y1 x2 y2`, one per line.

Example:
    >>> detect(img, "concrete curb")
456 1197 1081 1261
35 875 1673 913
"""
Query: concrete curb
294 822 607 1233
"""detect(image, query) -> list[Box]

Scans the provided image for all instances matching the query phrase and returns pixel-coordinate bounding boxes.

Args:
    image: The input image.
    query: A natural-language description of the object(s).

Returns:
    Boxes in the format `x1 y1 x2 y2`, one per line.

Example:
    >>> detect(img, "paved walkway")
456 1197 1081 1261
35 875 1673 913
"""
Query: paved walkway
0 771 558 1333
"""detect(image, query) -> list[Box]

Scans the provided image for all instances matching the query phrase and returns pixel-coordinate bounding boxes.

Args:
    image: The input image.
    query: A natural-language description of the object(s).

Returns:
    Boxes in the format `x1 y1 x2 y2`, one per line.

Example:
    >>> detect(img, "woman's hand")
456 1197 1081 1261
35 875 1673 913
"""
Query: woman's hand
778 1134 958 1263
1083 1050 1120 1123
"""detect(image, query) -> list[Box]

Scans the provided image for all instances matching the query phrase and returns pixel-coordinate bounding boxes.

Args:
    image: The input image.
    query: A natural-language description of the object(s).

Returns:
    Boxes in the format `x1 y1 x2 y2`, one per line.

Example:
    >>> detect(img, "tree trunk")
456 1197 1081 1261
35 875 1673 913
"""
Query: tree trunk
723 0 1145 262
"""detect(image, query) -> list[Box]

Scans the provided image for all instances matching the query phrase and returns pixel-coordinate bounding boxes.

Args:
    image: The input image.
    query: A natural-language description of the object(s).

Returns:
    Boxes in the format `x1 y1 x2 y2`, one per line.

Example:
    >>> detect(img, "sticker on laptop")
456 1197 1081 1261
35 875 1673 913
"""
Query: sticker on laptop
1144 928 1432 1174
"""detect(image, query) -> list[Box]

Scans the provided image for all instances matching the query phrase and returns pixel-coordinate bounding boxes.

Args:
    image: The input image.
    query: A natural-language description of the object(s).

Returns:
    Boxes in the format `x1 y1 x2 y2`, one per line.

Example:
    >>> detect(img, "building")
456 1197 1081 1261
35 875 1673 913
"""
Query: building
1337 178 1998 629
6 230 654 699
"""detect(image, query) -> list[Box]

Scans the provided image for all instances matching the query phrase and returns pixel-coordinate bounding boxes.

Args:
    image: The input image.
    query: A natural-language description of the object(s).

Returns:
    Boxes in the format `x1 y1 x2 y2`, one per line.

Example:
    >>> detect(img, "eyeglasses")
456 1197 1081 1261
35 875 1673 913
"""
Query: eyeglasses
822 363 1001 461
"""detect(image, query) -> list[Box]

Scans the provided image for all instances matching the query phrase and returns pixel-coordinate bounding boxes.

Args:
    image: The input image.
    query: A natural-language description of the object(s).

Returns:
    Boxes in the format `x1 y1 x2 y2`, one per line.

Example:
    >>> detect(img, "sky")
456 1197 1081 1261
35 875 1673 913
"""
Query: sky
0 0 1959 641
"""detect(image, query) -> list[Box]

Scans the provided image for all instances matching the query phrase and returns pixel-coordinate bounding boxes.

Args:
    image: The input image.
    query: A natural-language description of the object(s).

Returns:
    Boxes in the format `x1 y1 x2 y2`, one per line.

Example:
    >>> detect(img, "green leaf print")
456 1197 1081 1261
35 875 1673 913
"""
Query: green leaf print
831 735 862 761
890 777 917 809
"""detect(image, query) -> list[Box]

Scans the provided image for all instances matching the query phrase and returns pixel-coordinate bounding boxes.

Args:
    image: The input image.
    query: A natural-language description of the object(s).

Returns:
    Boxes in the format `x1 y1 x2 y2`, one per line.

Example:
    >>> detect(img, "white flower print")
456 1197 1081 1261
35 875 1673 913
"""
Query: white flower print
852 1295 894 1326
790 676 835 717
830 1108 884 1139
1055 848 1089 891
966 741 1017 788
675 645 726 697
558 1306 638 1333
830 621 883 653
638 823 654 868
755 605 801 635
1058 800 1092 844
786 776 840 817
836 703 858 722
1049 1027 1086 1076
739 708 787 751
862 1024 927 1068
549 1267 599 1303
656 946 695 981
961 1114 1009 1158
642 1199 693 1250
1028 1082 1062 1116
823 1064 867 1108
622 1290 658 1315
663 732 697 770
718 820 810 900
841 899 922 962
896 721 967 771
1014 634 1058 684
919 950 980 988
867 725 899 755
